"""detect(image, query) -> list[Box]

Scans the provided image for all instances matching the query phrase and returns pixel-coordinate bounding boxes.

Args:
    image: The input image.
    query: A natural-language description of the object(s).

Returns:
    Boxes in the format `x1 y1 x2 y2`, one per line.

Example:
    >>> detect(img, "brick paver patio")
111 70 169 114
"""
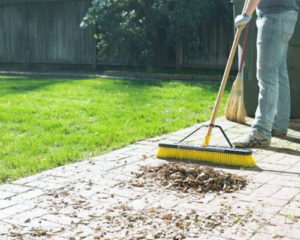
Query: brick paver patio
0 117 300 239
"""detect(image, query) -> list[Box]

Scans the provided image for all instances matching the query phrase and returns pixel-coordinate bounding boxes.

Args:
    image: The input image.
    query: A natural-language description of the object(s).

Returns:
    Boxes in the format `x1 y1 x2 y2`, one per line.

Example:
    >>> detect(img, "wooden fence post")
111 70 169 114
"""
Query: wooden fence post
176 44 183 69
92 25 97 69
23 3 29 70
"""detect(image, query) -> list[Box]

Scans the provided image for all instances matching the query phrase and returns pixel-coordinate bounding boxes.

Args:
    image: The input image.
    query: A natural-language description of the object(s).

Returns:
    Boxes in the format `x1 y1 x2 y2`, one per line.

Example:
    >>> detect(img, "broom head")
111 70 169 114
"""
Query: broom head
156 141 256 167
225 74 247 123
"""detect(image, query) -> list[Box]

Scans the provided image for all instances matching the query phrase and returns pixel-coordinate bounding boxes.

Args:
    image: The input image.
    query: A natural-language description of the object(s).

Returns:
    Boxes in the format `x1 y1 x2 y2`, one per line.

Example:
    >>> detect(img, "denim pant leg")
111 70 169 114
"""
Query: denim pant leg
252 11 298 140
272 46 290 134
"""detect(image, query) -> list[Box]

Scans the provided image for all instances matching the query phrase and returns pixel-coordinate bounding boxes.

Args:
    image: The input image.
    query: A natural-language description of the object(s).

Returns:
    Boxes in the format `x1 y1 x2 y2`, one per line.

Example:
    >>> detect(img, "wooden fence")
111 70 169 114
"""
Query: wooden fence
0 0 237 70
0 0 96 68
184 20 237 69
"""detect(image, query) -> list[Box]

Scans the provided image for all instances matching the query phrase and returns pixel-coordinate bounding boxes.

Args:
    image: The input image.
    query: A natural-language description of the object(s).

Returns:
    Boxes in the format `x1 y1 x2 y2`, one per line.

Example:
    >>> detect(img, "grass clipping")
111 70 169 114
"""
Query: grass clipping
132 162 247 194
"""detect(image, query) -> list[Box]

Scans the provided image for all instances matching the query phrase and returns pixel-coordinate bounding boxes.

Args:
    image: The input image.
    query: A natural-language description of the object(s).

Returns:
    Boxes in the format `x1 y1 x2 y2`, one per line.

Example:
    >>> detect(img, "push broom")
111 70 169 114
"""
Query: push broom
156 0 256 167
225 21 251 123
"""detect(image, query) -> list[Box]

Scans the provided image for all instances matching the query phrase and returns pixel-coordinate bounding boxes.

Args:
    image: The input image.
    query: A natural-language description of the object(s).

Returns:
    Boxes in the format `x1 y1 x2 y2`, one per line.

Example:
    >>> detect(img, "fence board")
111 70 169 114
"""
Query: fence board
0 4 25 62
184 20 237 69
0 0 93 65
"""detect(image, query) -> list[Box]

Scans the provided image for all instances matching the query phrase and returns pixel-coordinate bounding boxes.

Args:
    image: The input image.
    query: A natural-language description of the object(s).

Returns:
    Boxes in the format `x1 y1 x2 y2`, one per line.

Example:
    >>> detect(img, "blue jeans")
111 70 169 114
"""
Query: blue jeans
252 10 298 140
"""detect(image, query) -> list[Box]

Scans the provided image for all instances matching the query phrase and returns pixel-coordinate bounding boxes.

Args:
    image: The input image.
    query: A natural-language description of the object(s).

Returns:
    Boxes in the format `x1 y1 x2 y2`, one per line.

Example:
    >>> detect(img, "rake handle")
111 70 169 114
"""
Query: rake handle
204 0 250 145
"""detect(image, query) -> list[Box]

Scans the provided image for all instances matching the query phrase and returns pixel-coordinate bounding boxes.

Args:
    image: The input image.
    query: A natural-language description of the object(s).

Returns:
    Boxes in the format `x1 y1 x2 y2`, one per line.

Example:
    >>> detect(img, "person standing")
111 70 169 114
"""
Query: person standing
233 0 298 148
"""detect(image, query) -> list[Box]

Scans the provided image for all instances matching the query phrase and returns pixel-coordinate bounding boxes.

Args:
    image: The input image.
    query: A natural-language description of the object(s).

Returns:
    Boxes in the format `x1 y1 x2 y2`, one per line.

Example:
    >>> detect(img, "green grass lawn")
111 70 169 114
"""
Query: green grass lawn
0 76 230 183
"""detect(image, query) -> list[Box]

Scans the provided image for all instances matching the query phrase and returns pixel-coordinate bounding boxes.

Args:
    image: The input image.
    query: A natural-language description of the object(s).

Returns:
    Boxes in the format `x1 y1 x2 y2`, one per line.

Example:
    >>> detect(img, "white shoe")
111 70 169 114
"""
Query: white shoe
232 129 271 148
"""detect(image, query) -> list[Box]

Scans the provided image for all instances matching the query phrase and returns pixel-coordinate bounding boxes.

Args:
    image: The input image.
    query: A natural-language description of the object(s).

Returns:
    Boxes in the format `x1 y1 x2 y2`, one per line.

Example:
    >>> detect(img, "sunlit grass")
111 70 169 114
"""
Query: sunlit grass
0 76 230 183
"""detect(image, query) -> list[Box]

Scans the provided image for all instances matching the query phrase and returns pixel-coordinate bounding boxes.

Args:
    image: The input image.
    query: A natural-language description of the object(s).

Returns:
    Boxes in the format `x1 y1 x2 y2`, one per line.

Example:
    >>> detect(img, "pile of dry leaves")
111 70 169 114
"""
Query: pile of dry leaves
131 163 247 194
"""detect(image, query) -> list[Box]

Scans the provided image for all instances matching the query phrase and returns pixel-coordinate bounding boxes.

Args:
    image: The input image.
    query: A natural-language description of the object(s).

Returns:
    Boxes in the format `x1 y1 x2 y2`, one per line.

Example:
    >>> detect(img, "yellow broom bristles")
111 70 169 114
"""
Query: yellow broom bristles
225 75 247 123
156 147 256 167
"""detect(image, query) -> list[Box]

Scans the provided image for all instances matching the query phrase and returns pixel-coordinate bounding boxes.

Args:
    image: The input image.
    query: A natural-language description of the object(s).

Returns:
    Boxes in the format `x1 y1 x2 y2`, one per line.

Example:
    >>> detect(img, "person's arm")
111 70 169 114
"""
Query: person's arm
235 0 261 27
245 0 261 16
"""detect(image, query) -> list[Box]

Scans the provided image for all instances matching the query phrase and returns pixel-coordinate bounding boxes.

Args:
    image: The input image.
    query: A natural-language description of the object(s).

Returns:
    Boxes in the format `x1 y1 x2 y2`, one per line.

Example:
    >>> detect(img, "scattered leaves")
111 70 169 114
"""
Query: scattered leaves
162 214 172 220
149 208 155 213
95 226 101 231
272 233 278 238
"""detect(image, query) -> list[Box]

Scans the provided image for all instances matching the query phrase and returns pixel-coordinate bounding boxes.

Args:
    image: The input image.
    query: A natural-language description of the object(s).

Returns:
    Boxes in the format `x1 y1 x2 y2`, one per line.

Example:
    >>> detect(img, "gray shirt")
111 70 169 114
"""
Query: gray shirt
257 0 298 15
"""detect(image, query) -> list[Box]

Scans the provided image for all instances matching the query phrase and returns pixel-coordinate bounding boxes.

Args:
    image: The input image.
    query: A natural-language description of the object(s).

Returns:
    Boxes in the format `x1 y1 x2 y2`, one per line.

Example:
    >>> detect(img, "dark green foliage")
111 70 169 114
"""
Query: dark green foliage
81 0 233 65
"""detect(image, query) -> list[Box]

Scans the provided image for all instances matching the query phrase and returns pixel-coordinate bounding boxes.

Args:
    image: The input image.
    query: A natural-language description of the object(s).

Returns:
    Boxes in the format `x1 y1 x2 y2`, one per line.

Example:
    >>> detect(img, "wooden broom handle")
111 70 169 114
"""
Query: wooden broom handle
207 27 244 134
204 0 249 145
242 0 249 12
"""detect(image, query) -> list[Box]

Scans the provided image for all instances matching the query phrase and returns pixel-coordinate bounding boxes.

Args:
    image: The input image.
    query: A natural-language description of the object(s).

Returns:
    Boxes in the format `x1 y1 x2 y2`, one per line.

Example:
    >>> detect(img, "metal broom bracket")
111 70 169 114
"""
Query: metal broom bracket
179 124 233 148
209 124 233 148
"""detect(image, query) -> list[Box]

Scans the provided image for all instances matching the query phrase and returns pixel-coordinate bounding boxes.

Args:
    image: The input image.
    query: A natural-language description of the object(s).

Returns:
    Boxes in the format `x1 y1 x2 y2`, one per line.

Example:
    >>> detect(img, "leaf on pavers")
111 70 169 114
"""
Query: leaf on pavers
162 214 172 220
175 194 185 198
36 228 48 236
133 180 145 188
59 191 69 196
95 226 101 231
272 233 278 238
149 208 155 213
146 233 155 240
11 224 18 229
24 218 31 223
174 234 184 240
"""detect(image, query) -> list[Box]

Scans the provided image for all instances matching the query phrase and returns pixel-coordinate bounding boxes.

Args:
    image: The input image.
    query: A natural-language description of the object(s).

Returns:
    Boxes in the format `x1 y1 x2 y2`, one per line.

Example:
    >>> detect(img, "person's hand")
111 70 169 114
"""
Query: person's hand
235 13 252 27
